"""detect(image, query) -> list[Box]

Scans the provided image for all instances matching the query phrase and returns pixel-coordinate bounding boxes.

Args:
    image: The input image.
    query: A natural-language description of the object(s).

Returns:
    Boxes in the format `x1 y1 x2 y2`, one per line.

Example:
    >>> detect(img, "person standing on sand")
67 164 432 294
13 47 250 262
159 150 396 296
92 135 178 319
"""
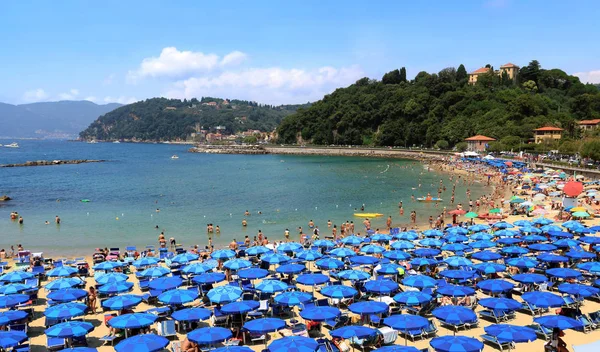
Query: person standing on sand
410 211 416 225
386 216 392 230
87 286 97 314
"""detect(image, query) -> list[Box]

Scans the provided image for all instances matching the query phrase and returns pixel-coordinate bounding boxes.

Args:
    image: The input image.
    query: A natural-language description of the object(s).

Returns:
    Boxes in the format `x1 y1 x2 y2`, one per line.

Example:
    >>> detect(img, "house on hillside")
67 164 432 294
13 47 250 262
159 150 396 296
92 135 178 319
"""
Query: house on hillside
468 63 519 85
534 126 563 144
579 119 600 131
164 106 176 111
465 135 496 152
203 102 217 106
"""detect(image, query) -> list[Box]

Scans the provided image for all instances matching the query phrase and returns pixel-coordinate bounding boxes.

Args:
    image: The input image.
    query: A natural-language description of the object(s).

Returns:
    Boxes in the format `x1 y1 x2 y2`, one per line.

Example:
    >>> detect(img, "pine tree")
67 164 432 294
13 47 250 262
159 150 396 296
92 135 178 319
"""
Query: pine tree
400 67 407 82
456 64 467 81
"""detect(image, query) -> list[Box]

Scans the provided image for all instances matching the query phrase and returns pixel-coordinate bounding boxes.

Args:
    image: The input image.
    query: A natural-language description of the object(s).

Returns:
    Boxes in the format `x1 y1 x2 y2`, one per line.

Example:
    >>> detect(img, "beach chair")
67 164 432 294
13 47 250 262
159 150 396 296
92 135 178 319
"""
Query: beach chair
13 343 30 352
212 308 229 327
47 336 65 351
401 326 424 341
9 323 28 334
576 314 596 333
526 324 552 340
31 265 45 278
171 341 182 352
138 278 150 291
422 319 438 338
258 300 269 316
520 301 544 316
589 310 600 325
72 335 88 347
316 338 329 352
158 320 178 339
25 278 38 289
99 335 119 346
562 295 579 308
481 334 515 351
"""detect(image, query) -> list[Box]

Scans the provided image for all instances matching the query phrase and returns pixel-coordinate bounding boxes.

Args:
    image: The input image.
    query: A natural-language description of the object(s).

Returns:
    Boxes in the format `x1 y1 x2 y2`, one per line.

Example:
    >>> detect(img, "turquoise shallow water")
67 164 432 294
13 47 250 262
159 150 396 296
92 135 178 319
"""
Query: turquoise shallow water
0 140 488 255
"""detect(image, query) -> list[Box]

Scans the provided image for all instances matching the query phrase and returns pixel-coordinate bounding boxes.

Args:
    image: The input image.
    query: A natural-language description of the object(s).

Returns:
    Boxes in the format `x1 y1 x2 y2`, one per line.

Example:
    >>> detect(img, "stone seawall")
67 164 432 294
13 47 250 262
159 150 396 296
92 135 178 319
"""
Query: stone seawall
1 159 106 168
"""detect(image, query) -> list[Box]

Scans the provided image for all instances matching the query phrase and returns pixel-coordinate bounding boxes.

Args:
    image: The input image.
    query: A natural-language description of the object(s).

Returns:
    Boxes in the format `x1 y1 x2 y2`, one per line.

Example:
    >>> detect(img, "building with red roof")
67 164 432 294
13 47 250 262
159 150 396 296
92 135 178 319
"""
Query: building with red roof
464 135 496 152
533 126 563 144
579 119 600 131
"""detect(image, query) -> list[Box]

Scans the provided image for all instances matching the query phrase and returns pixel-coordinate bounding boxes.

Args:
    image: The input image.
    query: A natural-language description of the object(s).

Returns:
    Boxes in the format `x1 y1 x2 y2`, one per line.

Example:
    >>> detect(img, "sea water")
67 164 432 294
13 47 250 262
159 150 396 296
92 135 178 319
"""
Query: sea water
0 140 488 255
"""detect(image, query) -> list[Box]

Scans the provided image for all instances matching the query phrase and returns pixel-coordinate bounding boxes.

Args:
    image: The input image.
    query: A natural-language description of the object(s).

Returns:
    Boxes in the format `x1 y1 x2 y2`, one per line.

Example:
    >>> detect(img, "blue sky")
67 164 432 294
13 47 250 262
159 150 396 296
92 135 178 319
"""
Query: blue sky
1 0 599 105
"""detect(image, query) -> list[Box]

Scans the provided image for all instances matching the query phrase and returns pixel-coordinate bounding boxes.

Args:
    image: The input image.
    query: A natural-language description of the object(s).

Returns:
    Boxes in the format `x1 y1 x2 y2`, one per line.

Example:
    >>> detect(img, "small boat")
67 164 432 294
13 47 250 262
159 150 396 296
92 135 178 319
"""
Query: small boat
353 213 384 218
87 140 97 144
417 197 443 202
171 155 179 159
113 141 120 144
4 142 19 148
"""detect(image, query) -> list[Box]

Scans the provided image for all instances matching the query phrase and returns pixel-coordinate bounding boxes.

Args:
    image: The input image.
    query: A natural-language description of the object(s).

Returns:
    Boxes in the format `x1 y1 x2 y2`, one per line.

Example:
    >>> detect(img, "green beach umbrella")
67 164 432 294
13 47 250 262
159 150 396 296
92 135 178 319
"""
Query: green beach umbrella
465 212 478 219
572 211 590 218
489 208 501 214
510 198 525 204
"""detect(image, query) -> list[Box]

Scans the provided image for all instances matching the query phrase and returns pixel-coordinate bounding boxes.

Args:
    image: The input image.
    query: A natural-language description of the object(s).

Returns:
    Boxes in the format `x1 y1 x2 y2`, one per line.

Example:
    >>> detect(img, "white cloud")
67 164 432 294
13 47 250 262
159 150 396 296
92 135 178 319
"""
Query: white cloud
573 70 600 84
165 65 364 105
58 88 80 100
22 88 49 102
103 73 115 86
127 47 247 83
103 96 138 105
84 96 98 103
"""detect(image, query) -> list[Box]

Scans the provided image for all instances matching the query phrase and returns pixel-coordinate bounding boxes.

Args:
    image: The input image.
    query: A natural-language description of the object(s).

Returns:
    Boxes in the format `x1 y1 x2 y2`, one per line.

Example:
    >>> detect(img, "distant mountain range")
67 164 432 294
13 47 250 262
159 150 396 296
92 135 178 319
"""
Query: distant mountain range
0 100 122 138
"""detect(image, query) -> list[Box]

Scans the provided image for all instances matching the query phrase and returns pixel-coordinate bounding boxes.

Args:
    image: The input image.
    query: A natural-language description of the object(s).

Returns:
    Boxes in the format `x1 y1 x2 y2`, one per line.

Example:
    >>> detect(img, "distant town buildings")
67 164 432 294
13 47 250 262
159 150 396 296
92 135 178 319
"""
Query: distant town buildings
533 126 563 144
468 63 519 85
465 135 496 152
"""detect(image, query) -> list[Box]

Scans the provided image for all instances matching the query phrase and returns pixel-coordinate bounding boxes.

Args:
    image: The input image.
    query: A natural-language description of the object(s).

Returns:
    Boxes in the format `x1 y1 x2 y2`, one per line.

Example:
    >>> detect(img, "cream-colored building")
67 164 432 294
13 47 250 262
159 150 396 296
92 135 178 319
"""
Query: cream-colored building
534 126 563 144
468 62 519 85
579 119 600 131
465 135 496 152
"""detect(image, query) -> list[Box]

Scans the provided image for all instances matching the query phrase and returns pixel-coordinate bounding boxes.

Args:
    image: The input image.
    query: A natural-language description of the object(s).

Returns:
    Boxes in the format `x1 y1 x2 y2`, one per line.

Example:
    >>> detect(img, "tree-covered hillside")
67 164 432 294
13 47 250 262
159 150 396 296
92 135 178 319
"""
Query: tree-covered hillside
80 97 308 141
277 61 600 150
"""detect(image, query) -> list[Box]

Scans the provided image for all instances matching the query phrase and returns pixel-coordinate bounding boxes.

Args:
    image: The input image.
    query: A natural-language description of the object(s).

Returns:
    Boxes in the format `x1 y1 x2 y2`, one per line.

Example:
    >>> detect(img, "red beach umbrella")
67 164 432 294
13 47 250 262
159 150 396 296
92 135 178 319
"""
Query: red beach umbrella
563 181 584 197
448 209 467 215
504 161 513 167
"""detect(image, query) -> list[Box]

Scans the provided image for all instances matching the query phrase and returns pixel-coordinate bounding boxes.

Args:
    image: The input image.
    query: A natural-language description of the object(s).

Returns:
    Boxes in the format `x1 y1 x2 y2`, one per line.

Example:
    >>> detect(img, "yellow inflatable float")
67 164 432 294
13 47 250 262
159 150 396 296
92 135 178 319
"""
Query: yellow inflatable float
353 213 384 218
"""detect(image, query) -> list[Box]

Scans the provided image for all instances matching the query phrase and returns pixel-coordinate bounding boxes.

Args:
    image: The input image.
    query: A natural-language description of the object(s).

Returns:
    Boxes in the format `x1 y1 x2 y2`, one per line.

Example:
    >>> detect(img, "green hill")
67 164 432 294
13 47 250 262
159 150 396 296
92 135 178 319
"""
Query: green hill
277 61 600 150
79 97 308 141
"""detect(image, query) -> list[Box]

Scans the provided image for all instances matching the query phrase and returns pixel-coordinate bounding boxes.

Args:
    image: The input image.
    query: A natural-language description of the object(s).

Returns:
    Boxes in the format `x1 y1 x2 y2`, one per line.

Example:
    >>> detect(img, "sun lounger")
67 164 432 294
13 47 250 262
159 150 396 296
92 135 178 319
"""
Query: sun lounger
577 314 596 333
526 323 552 340
13 344 30 352
99 335 119 346
157 320 177 338
422 319 438 338
589 310 600 325
481 334 515 351
47 337 64 351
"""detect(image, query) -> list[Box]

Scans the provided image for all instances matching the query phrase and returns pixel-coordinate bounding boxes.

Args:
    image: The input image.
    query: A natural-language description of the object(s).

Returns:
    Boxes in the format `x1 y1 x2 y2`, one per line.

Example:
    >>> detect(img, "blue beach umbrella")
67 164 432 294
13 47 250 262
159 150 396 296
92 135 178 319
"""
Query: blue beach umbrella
277 242 303 253
0 283 31 295
484 324 536 343
171 307 212 322
471 251 502 262
442 243 471 252
497 238 521 245
501 246 529 255
330 247 355 258
211 249 236 260
193 272 226 284
477 279 514 293
223 259 252 271
393 291 433 306
402 275 436 289
0 331 28 349
511 273 548 284
505 257 538 269
313 240 335 248
238 268 268 279
148 276 183 291
299 306 341 321
432 306 478 325
444 235 469 244
45 278 83 291
519 226 542 234
553 239 580 248
446 227 468 235
478 298 521 311
0 271 34 283
349 255 379 265
243 318 286 334
115 333 169 352
341 236 364 246
338 270 371 281
534 315 583 330
245 246 272 256
139 266 169 278
383 250 411 261
102 294 142 310
0 294 30 309
410 257 438 267
274 291 313 306
158 289 198 305
315 258 344 270
320 285 357 299
439 270 475 280
558 283 600 298
109 313 157 329
383 314 428 331
528 243 557 252
45 321 94 338
98 281 134 294
430 336 483 352
561 221 583 230
437 285 475 297
541 225 562 233
580 236 600 244
276 263 306 275
207 285 242 303
578 262 600 274
171 252 199 264
533 218 553 225
296 273 330 285
493 222 514 229
548 231 574 239
261 253 291 265
93 261 123 271
522 291 564 308
364 279 399 294
330 325 378 339
349 301 388 315
444 256 473 267
494 230 518 237
44 302 87 320
424 229 444 237
413 248 441 257
256 279 289 293
181 263 212 275
361 244 386 254
513 220 532 227
537 253 569 263
546 268 582 280
470 232 493 241
372 234 393 242
268 336 318 352
132 257 160 268
565 250 596 260
47 288 87 303
473 263 506 275
468 224 490 232
0 310 28 326
419 238 444 248
296 250 323 261
376 263 404 275
95 273 128 285
396 232 419 241
47 266 78 277
391 241 415 250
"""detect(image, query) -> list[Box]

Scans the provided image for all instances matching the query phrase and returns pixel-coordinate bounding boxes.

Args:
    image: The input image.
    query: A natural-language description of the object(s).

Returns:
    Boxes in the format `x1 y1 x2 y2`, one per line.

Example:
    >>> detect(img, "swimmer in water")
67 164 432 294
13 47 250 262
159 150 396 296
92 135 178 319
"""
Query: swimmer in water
244 210 250 216
156 208 160 212
242 219 247 227
308 220 314 229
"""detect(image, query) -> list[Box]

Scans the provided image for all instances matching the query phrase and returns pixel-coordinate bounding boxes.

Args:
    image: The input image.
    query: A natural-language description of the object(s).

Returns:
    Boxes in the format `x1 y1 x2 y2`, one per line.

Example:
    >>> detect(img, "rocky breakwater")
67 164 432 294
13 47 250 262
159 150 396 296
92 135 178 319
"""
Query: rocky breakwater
1 159 106 168
188 145 267 155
